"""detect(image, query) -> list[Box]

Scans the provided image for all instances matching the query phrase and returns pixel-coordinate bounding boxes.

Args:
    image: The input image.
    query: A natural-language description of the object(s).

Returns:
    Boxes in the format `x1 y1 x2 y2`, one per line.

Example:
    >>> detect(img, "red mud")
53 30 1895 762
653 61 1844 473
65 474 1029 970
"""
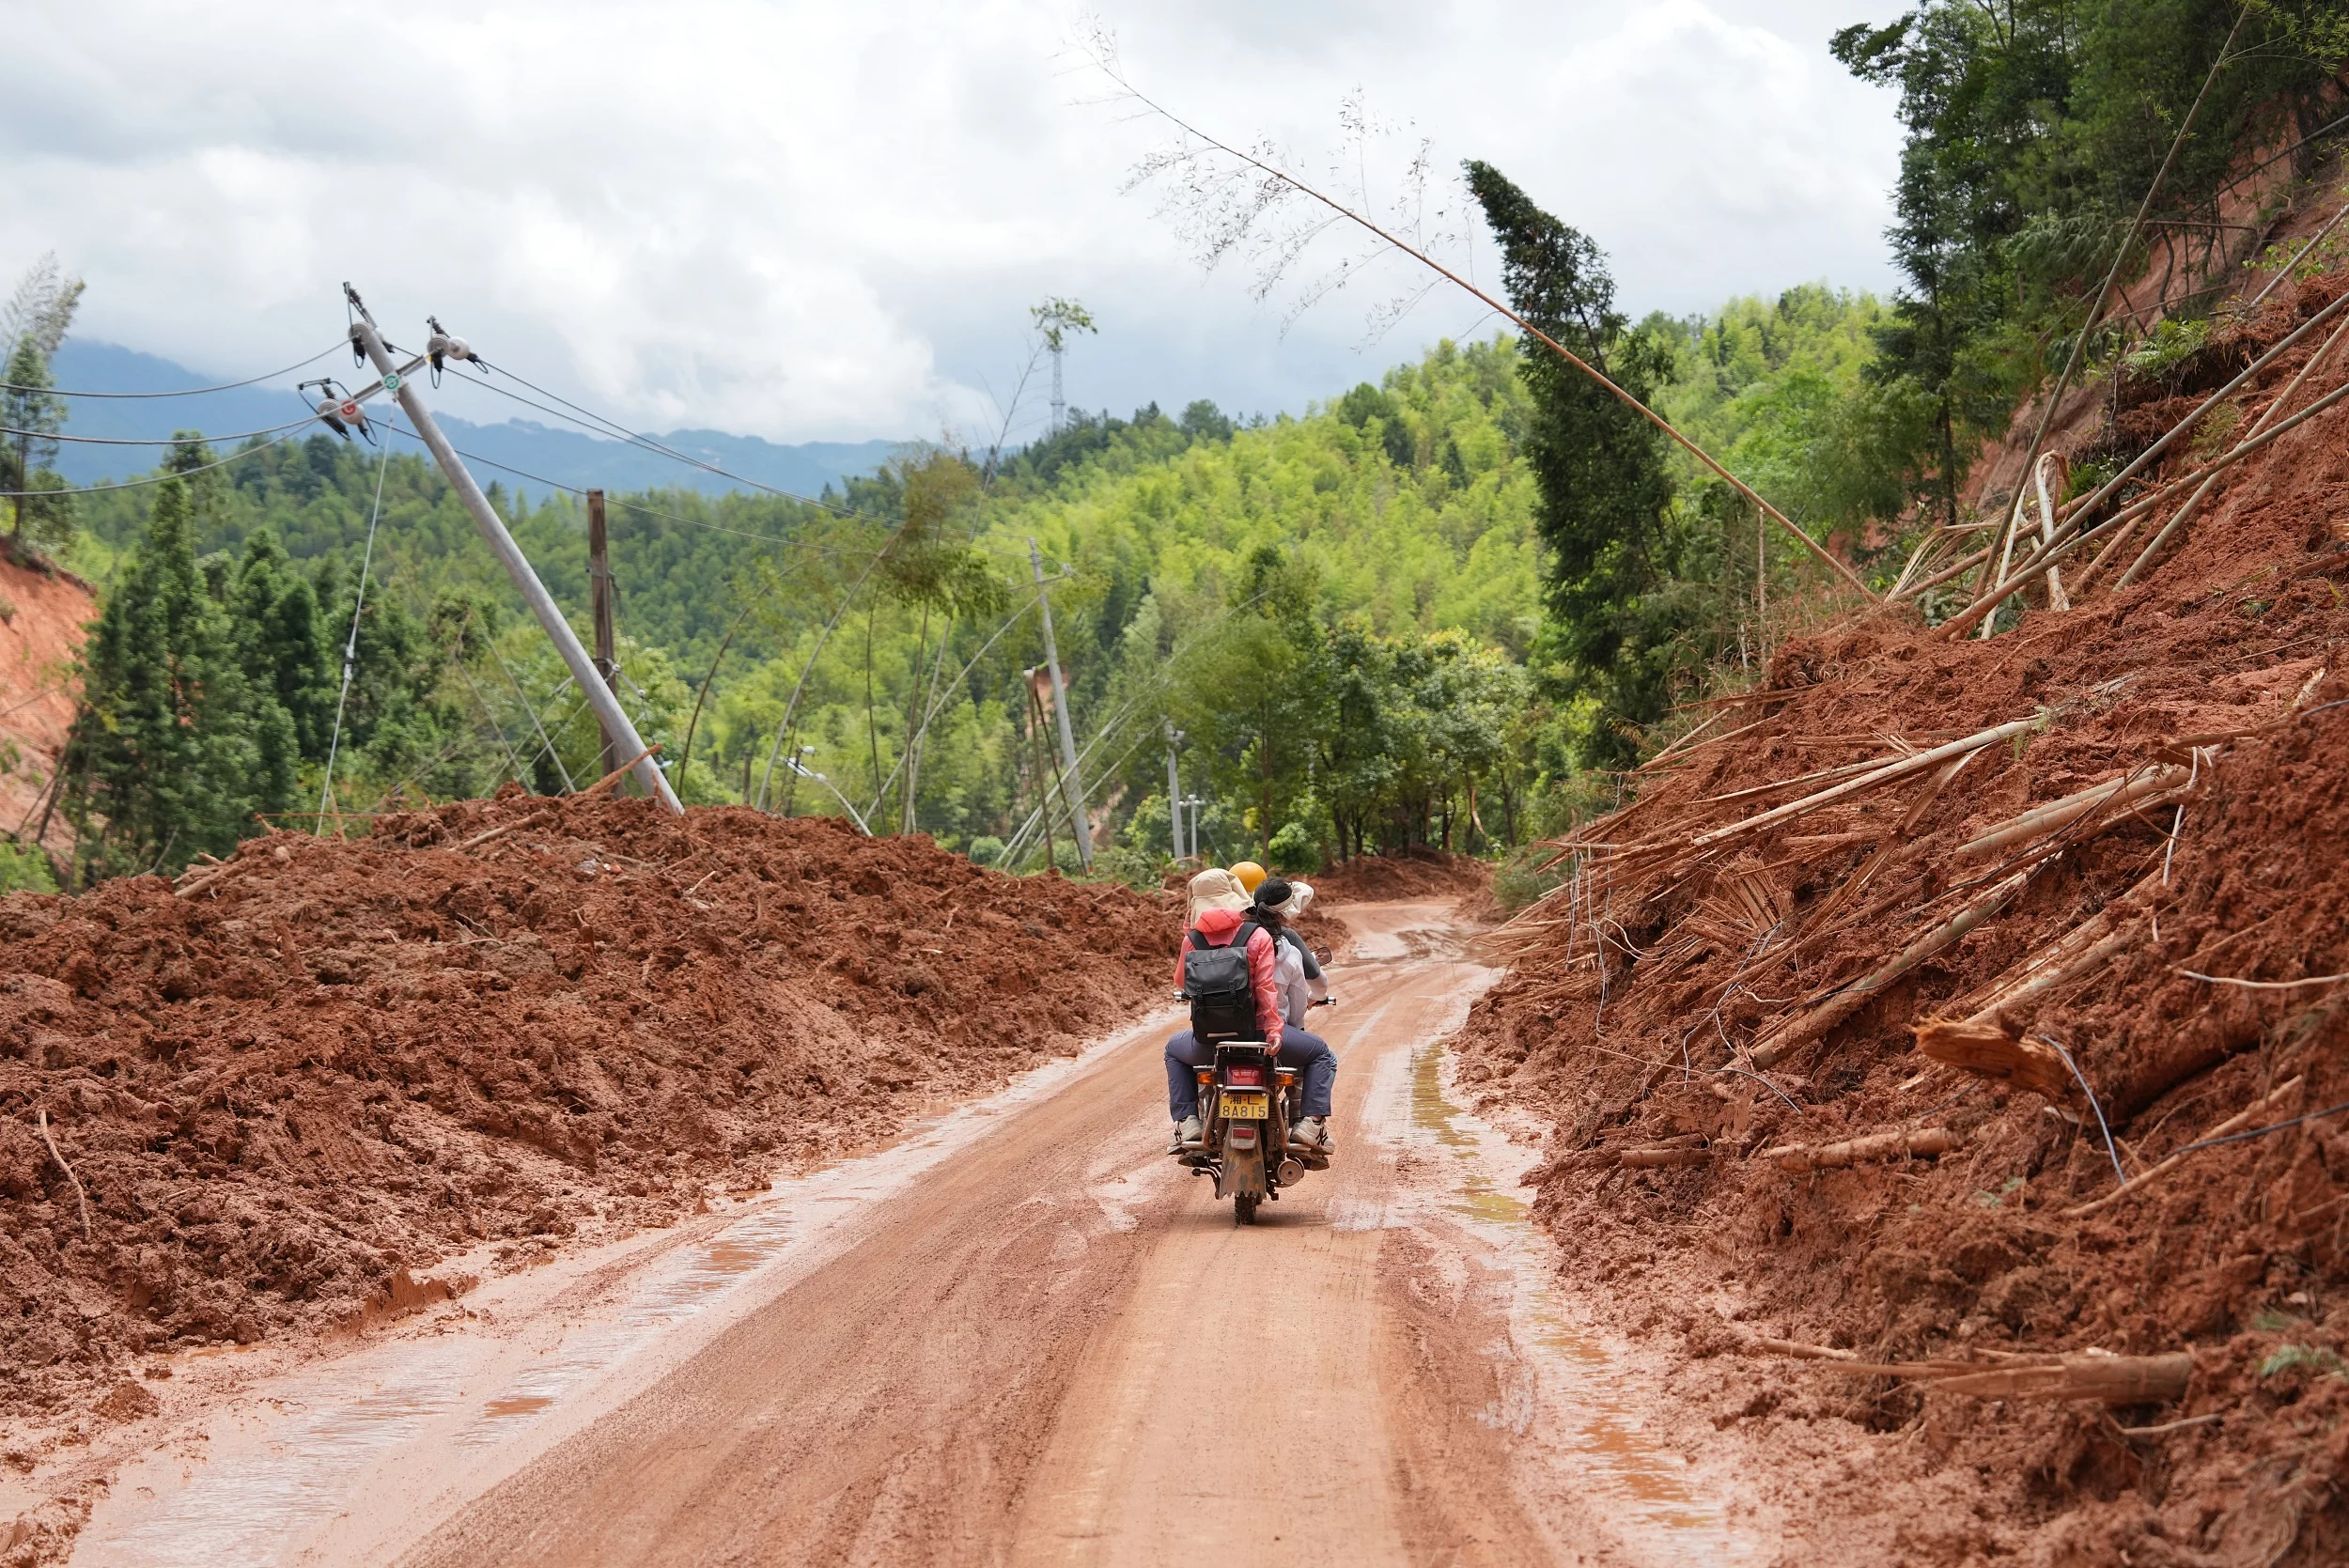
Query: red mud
1460 237 2349 1559
1310 846 1492 907
0 798 1174 1421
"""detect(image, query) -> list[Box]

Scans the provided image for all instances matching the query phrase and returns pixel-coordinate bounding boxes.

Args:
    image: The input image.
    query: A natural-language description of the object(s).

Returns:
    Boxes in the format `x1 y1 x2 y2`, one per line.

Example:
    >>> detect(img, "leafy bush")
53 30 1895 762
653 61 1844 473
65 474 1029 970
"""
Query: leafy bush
0 841 58 894
1268 820 1321 874
2123 317 2212 380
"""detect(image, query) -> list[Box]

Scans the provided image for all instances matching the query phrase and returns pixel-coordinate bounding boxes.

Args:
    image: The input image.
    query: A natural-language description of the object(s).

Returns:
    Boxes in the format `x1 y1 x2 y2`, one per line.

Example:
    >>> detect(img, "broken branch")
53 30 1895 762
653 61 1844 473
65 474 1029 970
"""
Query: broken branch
36 1110 92 1241
1752 863 2042 1067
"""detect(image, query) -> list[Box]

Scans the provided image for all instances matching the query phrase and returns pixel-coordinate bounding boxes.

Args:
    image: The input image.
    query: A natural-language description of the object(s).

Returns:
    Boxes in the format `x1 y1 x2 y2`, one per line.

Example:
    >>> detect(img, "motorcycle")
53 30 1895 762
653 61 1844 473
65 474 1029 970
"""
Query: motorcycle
1181 995 1337 1225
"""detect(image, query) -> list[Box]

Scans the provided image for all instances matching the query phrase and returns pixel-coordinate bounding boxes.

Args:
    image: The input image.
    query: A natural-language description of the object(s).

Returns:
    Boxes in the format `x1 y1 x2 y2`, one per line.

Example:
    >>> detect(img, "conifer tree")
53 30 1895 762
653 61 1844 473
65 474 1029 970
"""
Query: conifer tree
228 527 335 762
1465 161 1686 767
65 465 266 877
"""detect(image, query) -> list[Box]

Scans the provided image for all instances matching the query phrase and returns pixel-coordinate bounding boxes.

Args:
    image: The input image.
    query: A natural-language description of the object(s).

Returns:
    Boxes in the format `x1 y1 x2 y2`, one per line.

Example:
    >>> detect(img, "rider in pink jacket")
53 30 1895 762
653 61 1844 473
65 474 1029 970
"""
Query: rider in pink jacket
1168 903 1283 1048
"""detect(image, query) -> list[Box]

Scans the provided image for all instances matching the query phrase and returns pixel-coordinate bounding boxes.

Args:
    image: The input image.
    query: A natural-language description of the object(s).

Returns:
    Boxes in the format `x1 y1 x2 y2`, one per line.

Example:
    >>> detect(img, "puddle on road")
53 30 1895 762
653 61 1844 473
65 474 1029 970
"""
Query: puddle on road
1409 1039 1531 1227
1406 1039 1758 1561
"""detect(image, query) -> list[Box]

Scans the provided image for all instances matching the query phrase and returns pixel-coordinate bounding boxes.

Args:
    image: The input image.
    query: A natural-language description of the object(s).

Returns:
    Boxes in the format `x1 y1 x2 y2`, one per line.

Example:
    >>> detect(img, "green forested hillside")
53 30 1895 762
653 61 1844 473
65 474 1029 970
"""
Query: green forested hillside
54 335 1547 875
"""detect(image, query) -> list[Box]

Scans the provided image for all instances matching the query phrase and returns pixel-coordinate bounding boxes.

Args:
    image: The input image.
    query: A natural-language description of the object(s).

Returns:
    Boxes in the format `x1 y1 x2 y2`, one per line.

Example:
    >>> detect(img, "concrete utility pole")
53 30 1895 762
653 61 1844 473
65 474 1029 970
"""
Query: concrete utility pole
586 489 624 788
1028 537 1091 868
343 286 679 812
1183 795 1204 862
1164 721 1184 863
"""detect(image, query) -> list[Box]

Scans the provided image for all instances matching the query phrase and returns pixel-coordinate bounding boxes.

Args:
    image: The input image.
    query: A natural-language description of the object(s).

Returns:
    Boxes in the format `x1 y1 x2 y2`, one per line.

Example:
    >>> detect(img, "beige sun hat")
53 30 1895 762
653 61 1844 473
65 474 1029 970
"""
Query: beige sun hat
1185 868 1252 927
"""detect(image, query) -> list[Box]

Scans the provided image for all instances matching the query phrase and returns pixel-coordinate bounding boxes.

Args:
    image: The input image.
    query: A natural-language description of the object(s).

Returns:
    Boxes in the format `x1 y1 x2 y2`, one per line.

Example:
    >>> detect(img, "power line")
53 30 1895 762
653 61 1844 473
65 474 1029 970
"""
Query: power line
1 414 321 446
379 422 886 559
316 409 400 829
0 343 344 399
0 426 312 498
450 362 879 520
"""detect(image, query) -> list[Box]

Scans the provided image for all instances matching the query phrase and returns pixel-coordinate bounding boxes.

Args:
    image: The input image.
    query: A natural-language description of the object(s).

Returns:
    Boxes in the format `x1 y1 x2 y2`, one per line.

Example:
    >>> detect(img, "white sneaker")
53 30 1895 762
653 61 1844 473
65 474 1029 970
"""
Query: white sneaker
1290 1117 1329 1151
1169 1114 1204 1154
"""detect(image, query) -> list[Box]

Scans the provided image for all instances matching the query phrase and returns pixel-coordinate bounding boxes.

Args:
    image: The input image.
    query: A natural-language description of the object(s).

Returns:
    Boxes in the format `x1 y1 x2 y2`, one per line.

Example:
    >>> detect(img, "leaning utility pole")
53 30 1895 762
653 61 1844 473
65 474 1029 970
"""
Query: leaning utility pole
343 285 679 812
586 489 625 787
1164 720 1185 863
1028 537 1091 869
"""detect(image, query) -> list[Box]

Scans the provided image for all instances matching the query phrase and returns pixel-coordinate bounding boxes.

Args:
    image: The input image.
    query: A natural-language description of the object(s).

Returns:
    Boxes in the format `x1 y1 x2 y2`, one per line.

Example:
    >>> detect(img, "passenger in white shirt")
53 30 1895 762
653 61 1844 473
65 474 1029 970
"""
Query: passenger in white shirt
1252 878 1336 1153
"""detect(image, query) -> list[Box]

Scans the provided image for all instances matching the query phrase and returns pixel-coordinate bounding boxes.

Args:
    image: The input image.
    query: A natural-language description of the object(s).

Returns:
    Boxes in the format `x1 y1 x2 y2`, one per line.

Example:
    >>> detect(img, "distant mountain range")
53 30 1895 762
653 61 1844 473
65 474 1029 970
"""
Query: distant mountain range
44 341 901 500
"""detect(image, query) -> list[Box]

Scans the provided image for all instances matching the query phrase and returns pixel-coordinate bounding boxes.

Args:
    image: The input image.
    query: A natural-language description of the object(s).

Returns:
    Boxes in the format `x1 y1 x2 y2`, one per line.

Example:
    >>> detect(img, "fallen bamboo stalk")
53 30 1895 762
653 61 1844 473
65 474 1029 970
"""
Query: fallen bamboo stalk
2064 1077 2304 1219
2245 199 2349 315
1689 718 2040 854
2058 285 2349 530
2115 308 2349 590
1750 863 2041 1067
1692 755 1888 808
1892 543 1992 603
1638 715 1772 774
36 1110 92 1241
1744 1336 1859 1362
1791 759 1971 946
2035 455 2070 612
1941 372 2349 638
1825 1351 2191 1405
2067 464 2238 595
1952 766 2191 862
1618 1145 1714 1169
1765 1126 1961 1172
2066 513 2151 598
1637 709 1724 770
1950 908 2139 1025
1888 528 1945 598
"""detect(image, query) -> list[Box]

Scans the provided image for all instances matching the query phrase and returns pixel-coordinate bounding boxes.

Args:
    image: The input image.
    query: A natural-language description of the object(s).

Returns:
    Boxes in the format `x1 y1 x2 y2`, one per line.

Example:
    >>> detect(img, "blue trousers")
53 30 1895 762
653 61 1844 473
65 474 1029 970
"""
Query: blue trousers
1165 1028 1336 1122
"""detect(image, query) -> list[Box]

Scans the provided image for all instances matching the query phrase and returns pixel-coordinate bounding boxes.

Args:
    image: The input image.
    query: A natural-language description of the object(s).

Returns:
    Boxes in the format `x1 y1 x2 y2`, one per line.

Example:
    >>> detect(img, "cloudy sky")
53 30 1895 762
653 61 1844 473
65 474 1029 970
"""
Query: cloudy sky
4 0 1909 448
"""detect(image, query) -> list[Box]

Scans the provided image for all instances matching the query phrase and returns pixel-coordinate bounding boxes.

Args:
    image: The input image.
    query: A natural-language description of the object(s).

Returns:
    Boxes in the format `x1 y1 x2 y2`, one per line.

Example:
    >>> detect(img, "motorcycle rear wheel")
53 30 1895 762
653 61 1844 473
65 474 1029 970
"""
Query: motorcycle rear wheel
1234 1194 1259 1225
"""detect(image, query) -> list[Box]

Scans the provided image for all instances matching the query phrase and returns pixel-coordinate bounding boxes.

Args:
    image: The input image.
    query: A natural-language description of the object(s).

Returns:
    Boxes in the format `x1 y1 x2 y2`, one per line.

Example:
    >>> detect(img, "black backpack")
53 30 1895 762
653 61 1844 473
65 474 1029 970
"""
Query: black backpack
1184 921 1264 1043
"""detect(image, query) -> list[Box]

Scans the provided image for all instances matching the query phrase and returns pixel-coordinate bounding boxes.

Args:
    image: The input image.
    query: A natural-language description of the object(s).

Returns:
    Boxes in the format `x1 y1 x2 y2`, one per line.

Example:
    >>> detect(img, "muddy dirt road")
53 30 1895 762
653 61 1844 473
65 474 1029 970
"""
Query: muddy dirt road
68 903 1764 1568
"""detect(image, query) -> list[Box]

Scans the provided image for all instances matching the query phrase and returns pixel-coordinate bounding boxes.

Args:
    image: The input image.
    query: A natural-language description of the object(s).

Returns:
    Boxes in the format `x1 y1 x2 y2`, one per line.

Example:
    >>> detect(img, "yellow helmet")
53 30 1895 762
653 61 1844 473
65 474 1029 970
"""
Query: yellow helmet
1229 861 1268 894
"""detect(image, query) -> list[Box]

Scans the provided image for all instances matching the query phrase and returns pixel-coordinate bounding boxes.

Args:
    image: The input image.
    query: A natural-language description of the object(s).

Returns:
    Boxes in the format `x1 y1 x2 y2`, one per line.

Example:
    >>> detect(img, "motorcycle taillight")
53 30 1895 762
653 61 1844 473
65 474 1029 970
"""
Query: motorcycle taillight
1225 1064 1267 1087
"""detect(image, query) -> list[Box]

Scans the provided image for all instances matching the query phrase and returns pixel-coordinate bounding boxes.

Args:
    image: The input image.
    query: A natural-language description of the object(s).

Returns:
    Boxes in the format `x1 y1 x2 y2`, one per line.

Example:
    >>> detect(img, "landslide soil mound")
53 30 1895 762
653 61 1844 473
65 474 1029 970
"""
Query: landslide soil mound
1311 847 1490 907
1460 241 2349 1558
0 796 1175 1418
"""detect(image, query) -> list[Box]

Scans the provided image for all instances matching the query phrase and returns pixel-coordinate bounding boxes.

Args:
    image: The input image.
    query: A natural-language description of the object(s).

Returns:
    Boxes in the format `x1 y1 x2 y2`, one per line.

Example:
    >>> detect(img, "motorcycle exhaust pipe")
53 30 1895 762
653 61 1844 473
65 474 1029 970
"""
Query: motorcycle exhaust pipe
1276 1157 1305 1185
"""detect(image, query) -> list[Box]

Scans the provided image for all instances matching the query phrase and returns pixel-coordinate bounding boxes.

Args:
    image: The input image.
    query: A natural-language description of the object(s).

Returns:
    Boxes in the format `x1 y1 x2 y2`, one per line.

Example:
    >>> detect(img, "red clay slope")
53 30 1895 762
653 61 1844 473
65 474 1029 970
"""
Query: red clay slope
1459 248 2349 1556
0 552 92 860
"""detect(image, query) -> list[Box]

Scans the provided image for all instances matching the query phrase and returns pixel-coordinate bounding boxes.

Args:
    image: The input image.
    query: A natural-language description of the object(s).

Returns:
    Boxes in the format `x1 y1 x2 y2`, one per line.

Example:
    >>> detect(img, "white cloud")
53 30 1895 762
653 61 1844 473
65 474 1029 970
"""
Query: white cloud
0 0 1907 445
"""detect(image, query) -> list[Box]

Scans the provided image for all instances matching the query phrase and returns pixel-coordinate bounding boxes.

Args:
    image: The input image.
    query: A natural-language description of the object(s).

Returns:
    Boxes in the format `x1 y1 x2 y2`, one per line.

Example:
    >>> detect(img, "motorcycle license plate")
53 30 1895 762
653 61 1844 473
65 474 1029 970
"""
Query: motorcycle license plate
1221 1091 1269 1119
